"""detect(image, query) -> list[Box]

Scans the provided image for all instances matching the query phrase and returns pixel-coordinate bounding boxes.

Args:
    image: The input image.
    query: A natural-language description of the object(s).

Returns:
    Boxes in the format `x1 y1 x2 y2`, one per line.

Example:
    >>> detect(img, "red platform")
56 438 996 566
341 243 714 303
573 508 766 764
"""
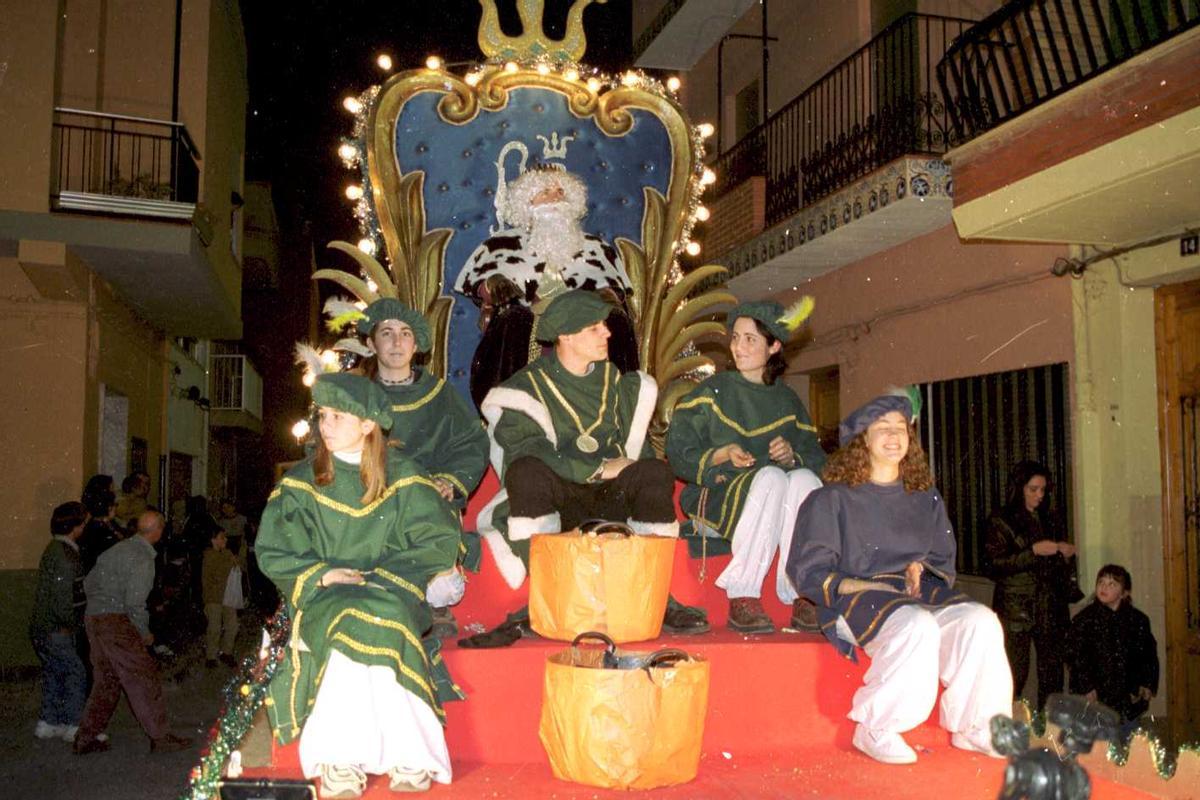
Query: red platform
250 472 1159 798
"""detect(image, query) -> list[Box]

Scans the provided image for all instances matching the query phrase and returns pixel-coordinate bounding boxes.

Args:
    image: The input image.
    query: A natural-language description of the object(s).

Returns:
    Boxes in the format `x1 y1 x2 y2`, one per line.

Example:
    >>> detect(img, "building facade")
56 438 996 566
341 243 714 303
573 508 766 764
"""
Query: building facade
636 0 1200 738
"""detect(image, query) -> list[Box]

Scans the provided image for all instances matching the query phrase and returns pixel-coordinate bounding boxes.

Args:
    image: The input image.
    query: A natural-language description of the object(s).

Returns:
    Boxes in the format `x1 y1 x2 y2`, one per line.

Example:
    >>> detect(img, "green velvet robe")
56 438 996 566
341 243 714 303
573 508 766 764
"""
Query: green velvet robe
256 451 462 745
476 353 657 588
666 371 826 540
379 370 488 506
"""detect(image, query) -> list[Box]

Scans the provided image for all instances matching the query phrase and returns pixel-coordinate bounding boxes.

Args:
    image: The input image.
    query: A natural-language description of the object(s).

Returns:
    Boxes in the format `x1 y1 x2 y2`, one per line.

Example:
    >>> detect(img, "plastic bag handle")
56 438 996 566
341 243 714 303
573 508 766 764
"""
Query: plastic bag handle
579 519 634 537
571 631 616 655
642 648 690 669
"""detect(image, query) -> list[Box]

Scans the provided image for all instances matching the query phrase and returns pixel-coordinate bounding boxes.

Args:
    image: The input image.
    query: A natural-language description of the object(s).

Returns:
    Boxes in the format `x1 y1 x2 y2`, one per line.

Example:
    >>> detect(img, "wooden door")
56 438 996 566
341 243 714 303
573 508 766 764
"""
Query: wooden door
1155 280 1200 744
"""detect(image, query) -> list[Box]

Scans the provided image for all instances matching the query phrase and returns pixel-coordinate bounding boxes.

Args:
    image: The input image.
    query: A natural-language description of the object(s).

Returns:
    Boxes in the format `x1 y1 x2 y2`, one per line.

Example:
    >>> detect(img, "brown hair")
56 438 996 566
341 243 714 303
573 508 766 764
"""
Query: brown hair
821 422 933 492
750 318 788 385
312 425 390 504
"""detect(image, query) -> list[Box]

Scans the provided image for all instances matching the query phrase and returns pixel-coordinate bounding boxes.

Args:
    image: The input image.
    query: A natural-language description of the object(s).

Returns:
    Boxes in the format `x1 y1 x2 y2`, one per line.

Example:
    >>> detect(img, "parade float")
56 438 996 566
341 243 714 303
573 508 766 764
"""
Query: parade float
181 2 1198 797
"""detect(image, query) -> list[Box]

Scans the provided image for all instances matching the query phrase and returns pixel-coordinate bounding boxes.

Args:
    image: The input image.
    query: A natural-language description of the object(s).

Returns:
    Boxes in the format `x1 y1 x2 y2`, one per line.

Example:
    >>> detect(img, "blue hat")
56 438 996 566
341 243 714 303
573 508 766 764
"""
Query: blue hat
838 394 914 447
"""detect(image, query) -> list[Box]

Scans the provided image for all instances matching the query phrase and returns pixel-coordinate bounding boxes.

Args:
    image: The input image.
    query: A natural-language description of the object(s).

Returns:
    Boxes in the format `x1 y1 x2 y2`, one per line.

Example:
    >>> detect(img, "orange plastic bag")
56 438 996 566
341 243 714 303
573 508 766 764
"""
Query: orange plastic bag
529 530 675 642
539 634 710 790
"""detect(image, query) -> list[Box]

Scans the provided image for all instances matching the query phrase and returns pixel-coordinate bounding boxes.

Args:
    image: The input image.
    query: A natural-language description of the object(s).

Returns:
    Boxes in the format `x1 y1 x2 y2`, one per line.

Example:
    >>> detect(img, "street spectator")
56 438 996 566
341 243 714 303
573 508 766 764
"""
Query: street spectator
29 501 89 742
1066 564 1159 728
79 490 123 574
73 511 193 755
81 474 114 514
216 499 249 562
114 471 151 530
201 528 241 668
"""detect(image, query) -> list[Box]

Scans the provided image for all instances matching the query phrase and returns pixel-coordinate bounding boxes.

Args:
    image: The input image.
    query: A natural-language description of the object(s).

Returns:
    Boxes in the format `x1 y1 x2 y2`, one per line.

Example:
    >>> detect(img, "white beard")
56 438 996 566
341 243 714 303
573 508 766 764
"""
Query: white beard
526 204 586 274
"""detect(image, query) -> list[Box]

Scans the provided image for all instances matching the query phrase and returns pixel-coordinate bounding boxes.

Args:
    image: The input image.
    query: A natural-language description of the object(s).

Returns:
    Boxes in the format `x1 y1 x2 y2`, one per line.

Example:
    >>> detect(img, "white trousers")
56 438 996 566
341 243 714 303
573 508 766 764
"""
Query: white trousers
299 650 452 784
840 603 1013 736
714 467 822 601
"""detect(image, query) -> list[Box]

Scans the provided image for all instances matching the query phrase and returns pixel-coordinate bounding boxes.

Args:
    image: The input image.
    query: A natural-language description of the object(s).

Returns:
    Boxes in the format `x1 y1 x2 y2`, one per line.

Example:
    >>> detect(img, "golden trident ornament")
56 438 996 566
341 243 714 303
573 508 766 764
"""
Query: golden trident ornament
477 0 607 61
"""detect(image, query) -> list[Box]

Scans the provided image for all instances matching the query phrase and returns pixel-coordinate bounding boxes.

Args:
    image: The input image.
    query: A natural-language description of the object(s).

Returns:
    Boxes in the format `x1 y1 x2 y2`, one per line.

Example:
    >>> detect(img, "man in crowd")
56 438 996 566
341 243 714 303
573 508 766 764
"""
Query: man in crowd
73 510 193 755
114 471 151 531
464 290 708 647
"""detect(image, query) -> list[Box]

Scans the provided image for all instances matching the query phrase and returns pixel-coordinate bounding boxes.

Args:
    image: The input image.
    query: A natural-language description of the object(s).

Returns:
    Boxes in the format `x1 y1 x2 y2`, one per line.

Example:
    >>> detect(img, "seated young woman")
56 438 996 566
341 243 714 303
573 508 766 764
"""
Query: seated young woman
255 372 462 798
786 392 1012 764
665 300 826 634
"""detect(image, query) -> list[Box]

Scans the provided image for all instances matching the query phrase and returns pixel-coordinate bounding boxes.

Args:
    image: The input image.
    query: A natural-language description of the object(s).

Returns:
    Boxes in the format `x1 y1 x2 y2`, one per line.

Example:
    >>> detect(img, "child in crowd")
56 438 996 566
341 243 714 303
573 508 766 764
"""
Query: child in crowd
201 527 241 668
28 501 90 741
1066 564 1159 725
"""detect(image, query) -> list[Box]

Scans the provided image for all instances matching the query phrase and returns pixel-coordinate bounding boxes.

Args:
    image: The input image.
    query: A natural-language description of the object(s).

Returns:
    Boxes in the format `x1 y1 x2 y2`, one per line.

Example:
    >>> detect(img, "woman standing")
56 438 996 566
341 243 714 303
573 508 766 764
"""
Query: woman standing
666 300 825 634
787 393 1011 765
256 372 462 798
985 460 1079 711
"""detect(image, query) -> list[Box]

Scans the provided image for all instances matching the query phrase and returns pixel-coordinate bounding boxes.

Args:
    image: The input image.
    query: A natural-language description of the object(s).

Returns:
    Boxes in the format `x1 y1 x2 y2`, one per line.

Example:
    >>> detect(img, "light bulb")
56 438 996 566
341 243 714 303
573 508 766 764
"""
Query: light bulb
465 71 481 86
586 77 601 92
666 76 681 92
622 71 639 86
301 372 316 388
344 184 364 201
365 278 378 293
536 63 550 75
343 96 363 114
700 168 716 186
338 143 358 161
697 122 715 139
695 205 710 222
426 55 442 70
376 54 393 71
320 350 337 366
504 61 518 73
357 238 377 255
685 241 701 256
291 419 310 439
564 68 579 82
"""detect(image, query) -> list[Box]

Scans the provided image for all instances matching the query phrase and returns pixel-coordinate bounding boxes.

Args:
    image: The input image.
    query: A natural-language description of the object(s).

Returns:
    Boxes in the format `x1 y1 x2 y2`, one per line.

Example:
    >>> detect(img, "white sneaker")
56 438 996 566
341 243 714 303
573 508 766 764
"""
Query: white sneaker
388 766 433 793
319 764 367 799
852 724 918 764
34 720 65 739
60 725 79 742
951 728 1003 758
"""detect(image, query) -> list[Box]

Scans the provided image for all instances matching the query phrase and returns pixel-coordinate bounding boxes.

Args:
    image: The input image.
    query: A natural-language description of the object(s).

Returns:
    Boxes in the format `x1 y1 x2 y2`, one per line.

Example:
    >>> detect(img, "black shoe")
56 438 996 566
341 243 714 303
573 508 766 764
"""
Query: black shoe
73 737 111 756
662 598 710 635
457 609 537 649
429 606 458 639
149 733 193 754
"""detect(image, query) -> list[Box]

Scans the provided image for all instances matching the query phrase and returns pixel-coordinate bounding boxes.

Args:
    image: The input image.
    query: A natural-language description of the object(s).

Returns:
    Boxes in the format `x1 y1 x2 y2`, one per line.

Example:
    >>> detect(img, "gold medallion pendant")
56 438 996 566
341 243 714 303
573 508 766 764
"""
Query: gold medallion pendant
576 434 599 454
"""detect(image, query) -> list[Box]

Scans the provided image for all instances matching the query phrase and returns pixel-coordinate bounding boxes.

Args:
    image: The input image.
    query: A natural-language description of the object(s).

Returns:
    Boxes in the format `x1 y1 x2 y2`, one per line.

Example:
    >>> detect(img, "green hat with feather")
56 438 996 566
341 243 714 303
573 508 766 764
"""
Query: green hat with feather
311 372 393 431
726 296 815 343
355 298 432 352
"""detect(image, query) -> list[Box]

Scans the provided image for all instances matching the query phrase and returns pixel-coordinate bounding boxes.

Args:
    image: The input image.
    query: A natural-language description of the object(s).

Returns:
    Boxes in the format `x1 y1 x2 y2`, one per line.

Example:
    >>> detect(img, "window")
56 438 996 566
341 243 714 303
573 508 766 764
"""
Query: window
734 79 761 144
918 363 1072 576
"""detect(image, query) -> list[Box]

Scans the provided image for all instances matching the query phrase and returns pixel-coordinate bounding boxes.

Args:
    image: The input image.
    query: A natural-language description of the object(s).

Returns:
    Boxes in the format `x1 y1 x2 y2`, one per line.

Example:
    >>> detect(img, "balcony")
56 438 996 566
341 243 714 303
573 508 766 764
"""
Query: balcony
703 14 974 296
209 355 263 433
937 0 1200 246
51 108 200 220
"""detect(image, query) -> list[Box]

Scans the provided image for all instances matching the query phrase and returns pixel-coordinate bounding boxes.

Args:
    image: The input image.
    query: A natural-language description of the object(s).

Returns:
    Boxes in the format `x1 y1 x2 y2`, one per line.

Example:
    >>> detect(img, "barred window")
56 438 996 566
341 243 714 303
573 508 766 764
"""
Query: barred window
918 364 1073 576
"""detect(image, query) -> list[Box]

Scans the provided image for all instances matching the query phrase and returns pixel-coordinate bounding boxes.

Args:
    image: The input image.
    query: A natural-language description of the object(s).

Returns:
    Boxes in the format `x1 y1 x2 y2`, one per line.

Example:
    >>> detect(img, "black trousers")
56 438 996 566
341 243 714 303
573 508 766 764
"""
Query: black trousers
1001 618 1065 711
504 456 676 530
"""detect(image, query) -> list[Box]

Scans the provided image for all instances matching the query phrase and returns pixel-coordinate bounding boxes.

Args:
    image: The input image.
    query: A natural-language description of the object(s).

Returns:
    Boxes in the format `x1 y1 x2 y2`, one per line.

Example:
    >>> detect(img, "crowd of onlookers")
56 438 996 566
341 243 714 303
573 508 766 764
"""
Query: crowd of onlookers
28 473 275 753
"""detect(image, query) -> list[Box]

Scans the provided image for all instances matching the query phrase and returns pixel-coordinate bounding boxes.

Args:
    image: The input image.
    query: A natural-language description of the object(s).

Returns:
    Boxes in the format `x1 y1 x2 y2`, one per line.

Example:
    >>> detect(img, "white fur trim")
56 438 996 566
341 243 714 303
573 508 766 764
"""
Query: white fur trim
480 386 556 475
507 511 561 541
623 371 658 458
476 489 527 589
627 519 680 538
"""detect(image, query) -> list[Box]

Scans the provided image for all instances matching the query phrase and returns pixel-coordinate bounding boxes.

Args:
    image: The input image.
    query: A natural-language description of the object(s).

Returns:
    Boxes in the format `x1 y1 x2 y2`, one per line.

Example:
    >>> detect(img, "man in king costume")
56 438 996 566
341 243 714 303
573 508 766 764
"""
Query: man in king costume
468 290 708 644
256 373 463 796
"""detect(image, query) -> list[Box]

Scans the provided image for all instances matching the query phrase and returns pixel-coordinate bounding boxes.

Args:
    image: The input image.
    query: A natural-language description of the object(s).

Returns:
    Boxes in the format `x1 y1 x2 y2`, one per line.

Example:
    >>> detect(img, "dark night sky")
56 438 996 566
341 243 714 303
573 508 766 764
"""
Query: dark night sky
241 0 632 247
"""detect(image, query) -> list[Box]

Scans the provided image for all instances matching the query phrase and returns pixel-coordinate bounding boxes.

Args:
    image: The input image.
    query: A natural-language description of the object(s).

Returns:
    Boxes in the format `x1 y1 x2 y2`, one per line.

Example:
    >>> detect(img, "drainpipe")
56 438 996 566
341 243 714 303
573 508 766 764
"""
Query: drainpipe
171 0 183 122
715 21 778 152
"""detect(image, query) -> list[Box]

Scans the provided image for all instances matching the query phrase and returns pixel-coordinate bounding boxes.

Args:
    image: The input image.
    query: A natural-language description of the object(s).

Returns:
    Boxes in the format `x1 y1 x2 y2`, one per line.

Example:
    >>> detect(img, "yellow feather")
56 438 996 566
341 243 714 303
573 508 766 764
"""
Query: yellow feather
778 296 815 331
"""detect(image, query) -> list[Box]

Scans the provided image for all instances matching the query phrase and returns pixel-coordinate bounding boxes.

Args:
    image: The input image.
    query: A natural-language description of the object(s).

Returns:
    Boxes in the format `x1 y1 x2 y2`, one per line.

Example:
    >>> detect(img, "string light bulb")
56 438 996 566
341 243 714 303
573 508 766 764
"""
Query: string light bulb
301 372 316 388
586 77 601 92
465 71 482 86
536 63 550 75
357 238 377 255
685 241 702 256
700 168 716 186
320 350 338 367
697 122 715 139
425 55 442 70
291 419 310 440
337 143 358 161
564 68 579 81
504 61 518 73
342 96 363 114
344 184 364 201
365 278 378 293
666 76 681 92
376 54 393 71
695 205 710 222
621 71 639 86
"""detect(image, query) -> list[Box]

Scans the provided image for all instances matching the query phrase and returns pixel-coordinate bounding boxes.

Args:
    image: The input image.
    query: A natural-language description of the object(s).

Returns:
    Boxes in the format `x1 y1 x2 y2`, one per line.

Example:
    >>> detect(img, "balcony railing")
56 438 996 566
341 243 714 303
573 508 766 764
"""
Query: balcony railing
938 0 1200 143
51 108 201 219
710 13 974 228
210 355 263 421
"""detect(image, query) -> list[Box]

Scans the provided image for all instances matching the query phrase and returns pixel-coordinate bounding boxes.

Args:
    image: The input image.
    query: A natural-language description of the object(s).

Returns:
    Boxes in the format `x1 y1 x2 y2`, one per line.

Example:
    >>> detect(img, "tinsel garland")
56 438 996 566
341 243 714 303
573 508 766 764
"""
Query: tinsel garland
178 604 292 800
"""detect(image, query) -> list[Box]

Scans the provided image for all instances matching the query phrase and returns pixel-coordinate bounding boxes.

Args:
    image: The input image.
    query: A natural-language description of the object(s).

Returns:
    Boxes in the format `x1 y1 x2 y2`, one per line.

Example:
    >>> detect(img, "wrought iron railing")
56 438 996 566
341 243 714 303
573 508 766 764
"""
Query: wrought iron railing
710 13 974 227
51 108 200 208
938 0 1200 142
210 355 263 420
